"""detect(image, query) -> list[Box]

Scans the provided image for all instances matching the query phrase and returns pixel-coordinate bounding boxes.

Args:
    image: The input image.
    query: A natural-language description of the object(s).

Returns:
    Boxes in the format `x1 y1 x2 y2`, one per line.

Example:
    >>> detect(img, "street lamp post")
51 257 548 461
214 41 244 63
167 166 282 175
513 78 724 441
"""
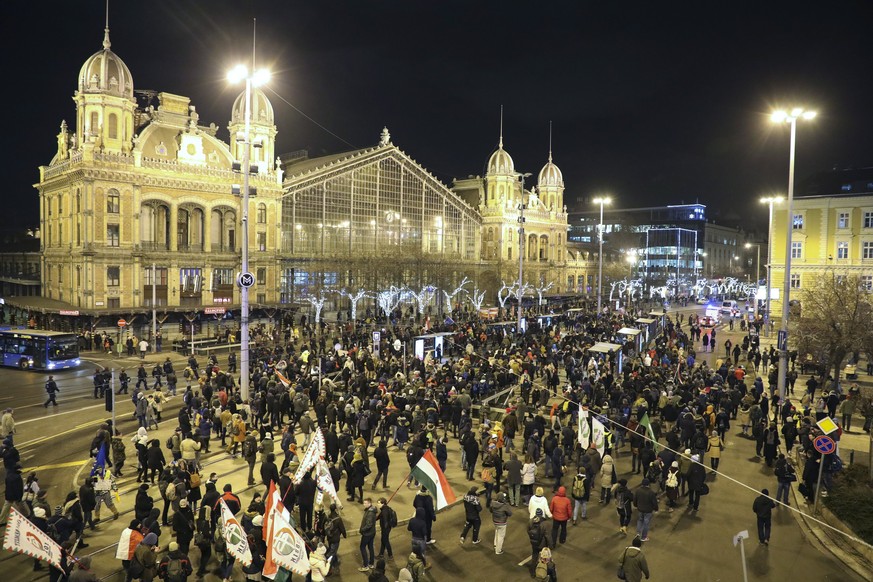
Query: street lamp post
593 196 611 314
772 107 816 402
516 172 532 333
228 64 270 401
760 196 783 326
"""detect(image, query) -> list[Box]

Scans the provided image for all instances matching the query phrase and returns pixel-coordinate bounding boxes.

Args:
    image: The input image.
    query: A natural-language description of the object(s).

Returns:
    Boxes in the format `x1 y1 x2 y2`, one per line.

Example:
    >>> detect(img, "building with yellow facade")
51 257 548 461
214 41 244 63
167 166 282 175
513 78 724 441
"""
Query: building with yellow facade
769 188 873 316
22 24 591 331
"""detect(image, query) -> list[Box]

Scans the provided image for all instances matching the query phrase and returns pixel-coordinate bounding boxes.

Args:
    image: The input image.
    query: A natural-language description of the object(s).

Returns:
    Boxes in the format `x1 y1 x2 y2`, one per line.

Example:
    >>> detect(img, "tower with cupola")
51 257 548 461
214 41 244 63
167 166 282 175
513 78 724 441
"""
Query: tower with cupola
227 88 278 174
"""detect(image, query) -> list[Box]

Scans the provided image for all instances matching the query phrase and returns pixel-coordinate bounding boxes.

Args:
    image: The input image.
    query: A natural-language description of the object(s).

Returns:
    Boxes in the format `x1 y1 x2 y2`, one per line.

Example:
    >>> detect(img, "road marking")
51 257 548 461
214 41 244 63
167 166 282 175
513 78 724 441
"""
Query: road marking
17 403 107 424
16 418 105 447
518 556 532 566
22 459 90 473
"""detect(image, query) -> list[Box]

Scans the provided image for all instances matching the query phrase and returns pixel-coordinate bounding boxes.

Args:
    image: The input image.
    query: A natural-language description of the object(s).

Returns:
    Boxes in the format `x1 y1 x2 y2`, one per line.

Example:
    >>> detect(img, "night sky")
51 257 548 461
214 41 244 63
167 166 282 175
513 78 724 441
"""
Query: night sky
13 0 873 232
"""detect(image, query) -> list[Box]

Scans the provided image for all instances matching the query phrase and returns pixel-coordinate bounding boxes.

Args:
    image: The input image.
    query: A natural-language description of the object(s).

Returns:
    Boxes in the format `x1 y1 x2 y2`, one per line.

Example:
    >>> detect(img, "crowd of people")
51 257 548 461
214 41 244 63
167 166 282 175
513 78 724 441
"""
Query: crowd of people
2 301 870 582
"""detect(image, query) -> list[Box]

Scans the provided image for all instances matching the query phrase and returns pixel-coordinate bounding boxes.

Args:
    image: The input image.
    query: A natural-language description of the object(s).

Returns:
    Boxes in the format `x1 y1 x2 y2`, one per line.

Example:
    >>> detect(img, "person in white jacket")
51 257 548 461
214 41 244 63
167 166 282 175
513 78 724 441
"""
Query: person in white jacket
309 543 331 581
528 486 552 520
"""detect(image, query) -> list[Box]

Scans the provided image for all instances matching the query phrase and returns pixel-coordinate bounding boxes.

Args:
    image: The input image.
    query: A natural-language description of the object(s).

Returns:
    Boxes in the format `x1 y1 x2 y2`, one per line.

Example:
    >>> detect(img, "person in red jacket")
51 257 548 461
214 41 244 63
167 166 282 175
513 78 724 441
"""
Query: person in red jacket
549 486 572 546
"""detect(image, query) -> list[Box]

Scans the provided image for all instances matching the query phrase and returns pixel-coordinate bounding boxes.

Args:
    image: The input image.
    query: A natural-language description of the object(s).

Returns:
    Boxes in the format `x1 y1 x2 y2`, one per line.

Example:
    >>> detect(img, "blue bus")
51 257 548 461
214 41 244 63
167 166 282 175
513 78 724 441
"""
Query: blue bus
0 330 81 370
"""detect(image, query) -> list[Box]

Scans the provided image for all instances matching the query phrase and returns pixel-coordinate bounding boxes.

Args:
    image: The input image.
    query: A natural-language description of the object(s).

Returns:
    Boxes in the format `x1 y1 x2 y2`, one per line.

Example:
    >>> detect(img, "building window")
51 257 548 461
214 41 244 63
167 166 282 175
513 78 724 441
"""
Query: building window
257 203 267 224
836 275 847 286
256 268 266 285
107 224 120 247
863 241 873 259
865 211 873 229
837 212 850 229
211 268 234 289
107 266 120 286
108 113 118 139
837 241 849 259
792 213 804 230
507 247 512 260
107 190 120 213
108 298 120 309
257 232 267 252
58 196 63 215
257 293 266 304
861 275 873 291
790 241 802 259
790 273 801 289
58 265 62 284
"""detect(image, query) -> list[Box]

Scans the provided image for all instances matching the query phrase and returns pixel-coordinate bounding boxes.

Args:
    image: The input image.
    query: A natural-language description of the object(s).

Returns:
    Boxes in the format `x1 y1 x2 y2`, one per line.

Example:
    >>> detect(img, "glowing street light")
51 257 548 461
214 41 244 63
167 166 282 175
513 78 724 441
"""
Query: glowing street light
771 107 816 401
593 196 611 314
228 63 271 401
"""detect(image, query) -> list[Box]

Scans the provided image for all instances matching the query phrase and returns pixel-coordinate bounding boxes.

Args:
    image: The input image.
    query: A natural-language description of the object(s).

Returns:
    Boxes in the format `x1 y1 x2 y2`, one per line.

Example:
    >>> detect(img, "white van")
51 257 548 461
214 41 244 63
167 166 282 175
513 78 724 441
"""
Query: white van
719 300 738 316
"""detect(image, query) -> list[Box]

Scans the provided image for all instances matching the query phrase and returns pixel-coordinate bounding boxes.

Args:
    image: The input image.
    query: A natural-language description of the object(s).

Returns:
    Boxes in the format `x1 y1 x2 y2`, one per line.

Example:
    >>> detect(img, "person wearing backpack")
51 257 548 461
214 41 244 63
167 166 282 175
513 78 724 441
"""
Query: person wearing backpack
374 497 397 560
533 546 557 582
774 454 796 506
324 503 348 567
610 478 633 535
527 509 550 577
130 532 159 582
157 541 192 582
570 469 591 525
548 486 572 546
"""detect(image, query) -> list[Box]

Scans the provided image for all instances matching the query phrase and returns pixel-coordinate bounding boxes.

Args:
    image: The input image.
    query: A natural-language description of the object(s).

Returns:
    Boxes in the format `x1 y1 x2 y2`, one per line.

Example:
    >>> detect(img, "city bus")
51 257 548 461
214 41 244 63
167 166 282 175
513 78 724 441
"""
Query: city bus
0 330 81 370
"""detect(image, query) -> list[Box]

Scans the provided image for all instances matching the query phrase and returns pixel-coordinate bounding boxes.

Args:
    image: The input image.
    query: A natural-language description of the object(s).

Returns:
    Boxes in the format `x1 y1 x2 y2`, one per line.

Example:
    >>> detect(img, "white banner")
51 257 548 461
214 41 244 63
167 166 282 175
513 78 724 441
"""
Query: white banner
269 504 312 576
2 508 64 569
577 405 590 448
315 458 343 509
293 428 325 484
592 416 606 458
219 500 252 567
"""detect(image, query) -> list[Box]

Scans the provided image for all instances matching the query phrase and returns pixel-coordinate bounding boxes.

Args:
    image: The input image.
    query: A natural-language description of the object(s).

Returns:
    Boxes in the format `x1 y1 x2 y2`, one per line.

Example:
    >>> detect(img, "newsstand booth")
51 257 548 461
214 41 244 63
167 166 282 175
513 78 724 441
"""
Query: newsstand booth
617 327 643 352
588 341 624 372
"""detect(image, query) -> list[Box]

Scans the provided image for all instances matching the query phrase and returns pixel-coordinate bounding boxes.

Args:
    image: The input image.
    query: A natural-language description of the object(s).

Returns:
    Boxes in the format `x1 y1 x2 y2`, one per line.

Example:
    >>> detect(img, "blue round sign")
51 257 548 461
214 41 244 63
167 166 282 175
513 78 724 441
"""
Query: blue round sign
813 435 835 455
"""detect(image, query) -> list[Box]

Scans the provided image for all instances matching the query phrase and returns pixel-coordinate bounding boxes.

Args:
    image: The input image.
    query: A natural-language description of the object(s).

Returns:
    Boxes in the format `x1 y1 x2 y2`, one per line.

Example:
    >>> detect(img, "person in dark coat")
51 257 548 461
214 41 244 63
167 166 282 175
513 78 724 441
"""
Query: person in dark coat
372 439 390 489
295 471 317 532
459 486 482 544
134 483 154 522
686 455 707 512
412 487 436 543
260 453 280 490
78 477 98 530
0 463 27 525
752 488 776 545
172 498 196 554
347 452 366 503
146 440 166 483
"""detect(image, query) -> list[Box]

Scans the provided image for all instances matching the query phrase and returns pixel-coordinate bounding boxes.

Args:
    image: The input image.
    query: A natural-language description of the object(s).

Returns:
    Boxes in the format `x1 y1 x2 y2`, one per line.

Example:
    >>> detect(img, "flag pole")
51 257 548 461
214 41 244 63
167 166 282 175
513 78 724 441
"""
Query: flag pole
386 470 414 506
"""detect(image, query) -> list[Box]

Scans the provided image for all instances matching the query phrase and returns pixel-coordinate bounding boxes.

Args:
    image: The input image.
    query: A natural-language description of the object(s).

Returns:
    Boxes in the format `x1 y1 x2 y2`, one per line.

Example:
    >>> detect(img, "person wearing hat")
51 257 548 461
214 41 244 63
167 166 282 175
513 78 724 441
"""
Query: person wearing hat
258 431 275 464
459 486 482 545
686 454 707 512
309 542 331 581
618 535 650 582
489 492 513 555
157 540 193 582
396 567 413 582
44 376 60 408
68 555 98 582
173 498 196 554
664 462 680 512
116 519 144 580
528 486 552 520
527 508 550 576
130 532 159 581
30 506 48 570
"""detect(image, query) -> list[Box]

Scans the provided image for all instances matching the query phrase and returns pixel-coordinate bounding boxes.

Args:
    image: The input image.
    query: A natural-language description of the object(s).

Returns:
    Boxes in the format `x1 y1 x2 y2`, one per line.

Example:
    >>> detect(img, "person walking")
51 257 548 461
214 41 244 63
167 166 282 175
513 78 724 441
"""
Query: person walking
358 498 378 572
372 439 390 490
504 453 523 507
528 486 552 520
44 376 60 407
376 497 396 560
548 486 572 546
324 503 347 567
459 486 482 545
157 541 193 582
407 507 429 567
611 478 634 535
633 479 658 542
752 489 776 545
570 469 591 525
0 463 28 525
706 430 723 473
526 509 550 577
489 492 512 555
618 536 650 582
774 454 796 506
686 455 707 512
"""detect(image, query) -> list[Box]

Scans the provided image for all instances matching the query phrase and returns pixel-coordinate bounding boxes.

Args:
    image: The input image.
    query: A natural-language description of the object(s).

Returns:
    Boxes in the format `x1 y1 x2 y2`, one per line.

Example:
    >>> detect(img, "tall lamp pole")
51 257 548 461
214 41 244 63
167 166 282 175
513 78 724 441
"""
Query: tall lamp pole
517 172 532 333
228 64 270 401
593 196 611 314
772 107 816 402
759 196 783 325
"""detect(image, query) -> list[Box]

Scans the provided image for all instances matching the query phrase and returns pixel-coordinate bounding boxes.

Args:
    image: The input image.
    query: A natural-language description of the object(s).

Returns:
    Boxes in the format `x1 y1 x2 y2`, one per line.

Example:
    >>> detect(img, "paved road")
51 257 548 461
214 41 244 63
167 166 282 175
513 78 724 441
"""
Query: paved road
1 337 867 581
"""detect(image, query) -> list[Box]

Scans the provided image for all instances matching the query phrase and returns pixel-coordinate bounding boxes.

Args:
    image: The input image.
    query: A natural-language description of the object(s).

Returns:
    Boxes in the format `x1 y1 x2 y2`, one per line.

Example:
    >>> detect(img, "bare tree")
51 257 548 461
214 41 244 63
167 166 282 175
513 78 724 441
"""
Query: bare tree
534 281 554 313
468 286 487 312
792 273 873 381
408 284 437 315
303 289 331 333
340 287 369 326
497 281 516 308
376 285 406 321
442 276 470 314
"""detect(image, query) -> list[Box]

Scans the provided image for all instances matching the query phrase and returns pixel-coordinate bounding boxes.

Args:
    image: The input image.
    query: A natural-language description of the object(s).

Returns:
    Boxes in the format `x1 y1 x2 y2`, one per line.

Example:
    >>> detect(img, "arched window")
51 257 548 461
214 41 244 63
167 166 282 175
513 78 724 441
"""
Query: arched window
539 235 549 260
257 203 267 224
89 111 99 136
108 113 118 139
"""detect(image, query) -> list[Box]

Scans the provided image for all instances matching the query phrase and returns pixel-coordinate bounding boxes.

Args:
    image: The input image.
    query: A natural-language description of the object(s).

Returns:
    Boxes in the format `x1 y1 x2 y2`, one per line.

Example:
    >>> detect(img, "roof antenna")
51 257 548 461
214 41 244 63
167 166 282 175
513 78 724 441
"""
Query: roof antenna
548 120 553 162
103 0 111 49
499 105 504 148
252 18 257 69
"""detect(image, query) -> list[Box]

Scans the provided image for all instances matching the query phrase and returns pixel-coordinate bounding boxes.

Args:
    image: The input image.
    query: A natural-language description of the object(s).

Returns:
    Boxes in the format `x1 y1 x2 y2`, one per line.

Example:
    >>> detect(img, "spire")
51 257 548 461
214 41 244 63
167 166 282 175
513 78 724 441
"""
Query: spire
548 120 553 162
252 18 257 70
102 0 111 49
499 105 504 148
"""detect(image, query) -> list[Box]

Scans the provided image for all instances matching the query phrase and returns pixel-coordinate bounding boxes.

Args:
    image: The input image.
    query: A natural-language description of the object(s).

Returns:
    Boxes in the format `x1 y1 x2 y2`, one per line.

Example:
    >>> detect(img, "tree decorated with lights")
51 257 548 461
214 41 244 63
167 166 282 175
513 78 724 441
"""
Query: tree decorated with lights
441 276 470 314
340 287 369 325
467 286 487 312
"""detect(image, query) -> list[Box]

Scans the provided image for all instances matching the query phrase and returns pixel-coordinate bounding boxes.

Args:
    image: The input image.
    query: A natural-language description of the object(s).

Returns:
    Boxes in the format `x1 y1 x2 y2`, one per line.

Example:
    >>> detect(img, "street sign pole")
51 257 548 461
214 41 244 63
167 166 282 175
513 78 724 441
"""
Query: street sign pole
110 369 116 436
814 453 826 515
733 530 750 582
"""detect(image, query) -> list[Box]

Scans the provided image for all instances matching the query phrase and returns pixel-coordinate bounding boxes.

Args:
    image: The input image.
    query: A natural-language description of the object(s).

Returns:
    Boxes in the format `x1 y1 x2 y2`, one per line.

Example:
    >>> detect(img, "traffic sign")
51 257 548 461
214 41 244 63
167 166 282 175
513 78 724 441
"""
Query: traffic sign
117 319 127 327
813 435 836 455
816 416 839 435
777 330 788 351
204 307 226 315
237 272 255 288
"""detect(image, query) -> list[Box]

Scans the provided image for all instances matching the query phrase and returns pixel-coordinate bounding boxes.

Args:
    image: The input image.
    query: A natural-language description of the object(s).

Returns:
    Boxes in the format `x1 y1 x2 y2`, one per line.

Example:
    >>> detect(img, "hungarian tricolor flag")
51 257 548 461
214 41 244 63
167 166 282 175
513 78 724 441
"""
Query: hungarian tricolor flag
411 450 456 510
